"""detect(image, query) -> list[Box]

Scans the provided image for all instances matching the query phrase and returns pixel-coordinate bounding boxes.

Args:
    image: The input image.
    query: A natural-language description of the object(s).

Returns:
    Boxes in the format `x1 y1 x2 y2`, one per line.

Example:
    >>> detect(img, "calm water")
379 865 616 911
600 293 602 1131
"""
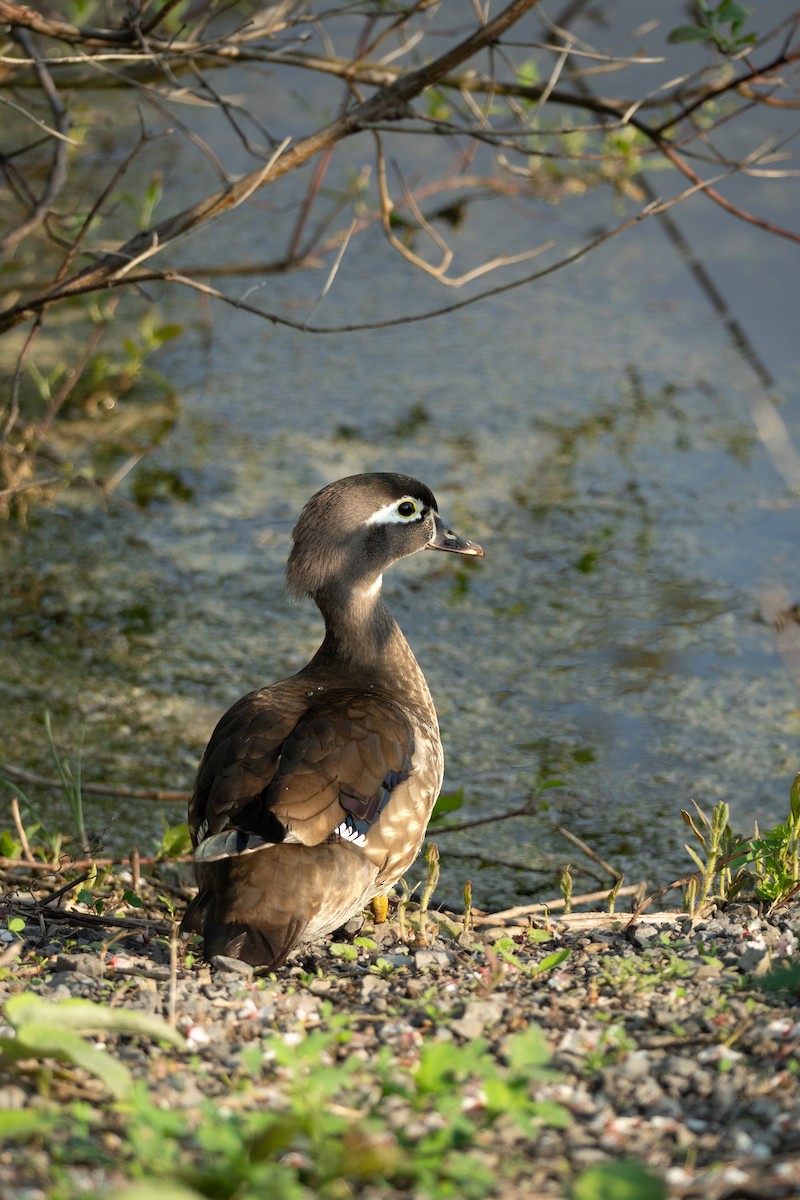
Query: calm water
2 4 798 909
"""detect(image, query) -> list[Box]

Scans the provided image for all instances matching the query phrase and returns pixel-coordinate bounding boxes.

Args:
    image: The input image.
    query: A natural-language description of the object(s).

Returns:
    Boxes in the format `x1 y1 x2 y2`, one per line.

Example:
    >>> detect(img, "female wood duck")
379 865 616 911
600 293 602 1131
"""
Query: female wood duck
181 472 484 966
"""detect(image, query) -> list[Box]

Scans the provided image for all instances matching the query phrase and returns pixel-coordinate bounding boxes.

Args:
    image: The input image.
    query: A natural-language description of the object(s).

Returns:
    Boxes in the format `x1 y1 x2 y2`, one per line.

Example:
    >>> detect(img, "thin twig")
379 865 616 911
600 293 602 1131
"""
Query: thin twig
0 0 541 332
131 848 141 895
168 921 179 1027
4 894 171 931
1 27 70 256
1 762 186 802
0 852 191 873
555 824 623 881
35 869 92 906
9 795 35 864
475 883 645 924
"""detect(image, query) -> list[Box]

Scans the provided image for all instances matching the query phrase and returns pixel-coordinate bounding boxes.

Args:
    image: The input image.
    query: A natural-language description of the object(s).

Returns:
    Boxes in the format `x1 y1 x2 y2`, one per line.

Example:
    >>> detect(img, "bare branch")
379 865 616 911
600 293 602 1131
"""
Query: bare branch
1 28 70 256
0 0 541 331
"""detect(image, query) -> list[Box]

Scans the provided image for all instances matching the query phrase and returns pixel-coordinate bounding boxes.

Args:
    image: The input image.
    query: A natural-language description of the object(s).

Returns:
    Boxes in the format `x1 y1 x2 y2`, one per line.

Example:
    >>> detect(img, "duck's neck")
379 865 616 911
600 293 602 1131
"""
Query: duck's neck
307 579 434 710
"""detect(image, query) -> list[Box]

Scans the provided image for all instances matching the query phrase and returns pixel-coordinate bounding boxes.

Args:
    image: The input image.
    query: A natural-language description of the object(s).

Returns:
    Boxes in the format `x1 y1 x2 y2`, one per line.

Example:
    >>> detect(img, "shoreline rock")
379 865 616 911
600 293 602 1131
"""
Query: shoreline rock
2 888 800 1199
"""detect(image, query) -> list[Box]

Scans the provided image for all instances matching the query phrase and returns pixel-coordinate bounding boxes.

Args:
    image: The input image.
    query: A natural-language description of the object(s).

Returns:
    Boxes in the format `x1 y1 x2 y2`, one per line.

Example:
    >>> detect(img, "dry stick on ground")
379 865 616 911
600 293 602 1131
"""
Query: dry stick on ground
4 894 171 931
0 853 192 873
9 796 35 864
0 762 186 802
456 883 647 925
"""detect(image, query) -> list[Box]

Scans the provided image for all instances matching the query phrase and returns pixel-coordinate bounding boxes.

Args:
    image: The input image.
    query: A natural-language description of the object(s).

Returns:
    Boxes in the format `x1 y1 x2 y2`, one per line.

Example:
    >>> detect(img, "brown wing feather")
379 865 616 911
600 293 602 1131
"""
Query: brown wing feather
188 686 308 841
264 694 413 842
189 684 414 851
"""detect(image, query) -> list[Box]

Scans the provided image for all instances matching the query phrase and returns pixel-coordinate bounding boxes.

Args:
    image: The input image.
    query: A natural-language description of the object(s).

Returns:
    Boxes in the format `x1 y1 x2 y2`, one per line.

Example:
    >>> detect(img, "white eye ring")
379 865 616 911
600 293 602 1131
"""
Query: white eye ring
365 496 425 526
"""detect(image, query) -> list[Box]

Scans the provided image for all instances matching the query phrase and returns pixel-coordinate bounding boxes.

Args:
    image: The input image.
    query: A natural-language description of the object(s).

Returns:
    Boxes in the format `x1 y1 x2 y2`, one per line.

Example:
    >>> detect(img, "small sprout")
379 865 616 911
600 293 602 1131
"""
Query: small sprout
329 943 359 962
527 926 552 945
463 879 473 932
396 877 412 943
560 865 573 915
607 874 624 915
418 843 440 945
369 957 398 979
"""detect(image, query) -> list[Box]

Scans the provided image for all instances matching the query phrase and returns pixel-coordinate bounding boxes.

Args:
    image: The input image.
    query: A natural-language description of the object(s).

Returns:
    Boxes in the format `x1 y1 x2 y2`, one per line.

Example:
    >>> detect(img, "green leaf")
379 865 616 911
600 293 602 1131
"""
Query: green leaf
667 23 711 43
538 948 572 973
112 1184 206 1200
0 1026 132 1100
17 1024 133 1098
504 1025 553 1075
717 0 751 26
329 942 359 961
790 772 800 823
430 789 464 823
0 829 22 857
151 324 184 346
572 1159 666 1200
416 1038 489 1093
754 963 800 993
5 993 183 1046
0 1108 63 1140
516 58 540 88
527 928 553 944
158 821 192 858
530 1098 572 1128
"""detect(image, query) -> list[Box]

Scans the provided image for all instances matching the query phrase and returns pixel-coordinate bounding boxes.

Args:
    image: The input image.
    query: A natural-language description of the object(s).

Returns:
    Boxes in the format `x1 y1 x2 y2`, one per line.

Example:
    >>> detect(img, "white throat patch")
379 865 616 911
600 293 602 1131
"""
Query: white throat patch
364 496 425 526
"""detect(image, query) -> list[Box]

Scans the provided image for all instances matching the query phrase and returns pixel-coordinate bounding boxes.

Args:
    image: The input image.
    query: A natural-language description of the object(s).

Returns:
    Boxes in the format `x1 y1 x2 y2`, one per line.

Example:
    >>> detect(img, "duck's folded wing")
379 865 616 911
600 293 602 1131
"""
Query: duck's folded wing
188 688 306 857
267 693 414 844
190 689 414 862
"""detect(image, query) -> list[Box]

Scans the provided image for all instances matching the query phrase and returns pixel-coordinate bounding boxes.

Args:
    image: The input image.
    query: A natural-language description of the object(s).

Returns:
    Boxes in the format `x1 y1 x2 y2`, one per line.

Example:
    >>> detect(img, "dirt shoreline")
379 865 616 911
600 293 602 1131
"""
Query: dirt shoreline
2 880 800 1199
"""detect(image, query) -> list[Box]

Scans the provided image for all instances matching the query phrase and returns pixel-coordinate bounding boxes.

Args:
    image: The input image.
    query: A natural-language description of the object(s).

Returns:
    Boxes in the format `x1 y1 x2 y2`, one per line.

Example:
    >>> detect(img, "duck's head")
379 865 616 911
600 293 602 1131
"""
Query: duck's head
286 471 484 602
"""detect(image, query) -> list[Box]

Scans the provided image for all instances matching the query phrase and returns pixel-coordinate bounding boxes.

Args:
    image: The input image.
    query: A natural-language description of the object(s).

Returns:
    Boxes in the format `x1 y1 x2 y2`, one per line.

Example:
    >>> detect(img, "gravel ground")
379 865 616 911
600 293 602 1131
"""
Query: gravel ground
2 871 800 1199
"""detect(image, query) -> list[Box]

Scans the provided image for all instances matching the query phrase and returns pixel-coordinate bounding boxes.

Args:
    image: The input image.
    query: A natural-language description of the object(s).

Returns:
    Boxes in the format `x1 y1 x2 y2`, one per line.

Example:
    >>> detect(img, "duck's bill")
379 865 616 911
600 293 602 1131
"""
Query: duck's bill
427 515 484 557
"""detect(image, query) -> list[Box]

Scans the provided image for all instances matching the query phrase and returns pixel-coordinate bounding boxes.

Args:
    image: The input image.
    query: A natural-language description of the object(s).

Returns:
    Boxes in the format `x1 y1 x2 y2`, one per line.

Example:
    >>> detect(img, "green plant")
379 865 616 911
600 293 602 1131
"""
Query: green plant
597 952 693 996
681 800 746 916
560 864 574 914
668 0 755 54
417 841 440 943
1 783 64 864
156 820 192 860
0 828 22 858
580 1024 638 1074
572 1158 666 1199
428 787 465 825
491 936 571 980
0 993 182 1100
682 775 800 914
730 773 800 910
607 873 624 914
44 710 88 851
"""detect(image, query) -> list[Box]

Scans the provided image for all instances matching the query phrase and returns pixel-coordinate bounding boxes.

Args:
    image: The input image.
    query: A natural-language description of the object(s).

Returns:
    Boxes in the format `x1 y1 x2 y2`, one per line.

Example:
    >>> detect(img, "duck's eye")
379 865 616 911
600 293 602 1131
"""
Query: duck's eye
397 500 418 518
